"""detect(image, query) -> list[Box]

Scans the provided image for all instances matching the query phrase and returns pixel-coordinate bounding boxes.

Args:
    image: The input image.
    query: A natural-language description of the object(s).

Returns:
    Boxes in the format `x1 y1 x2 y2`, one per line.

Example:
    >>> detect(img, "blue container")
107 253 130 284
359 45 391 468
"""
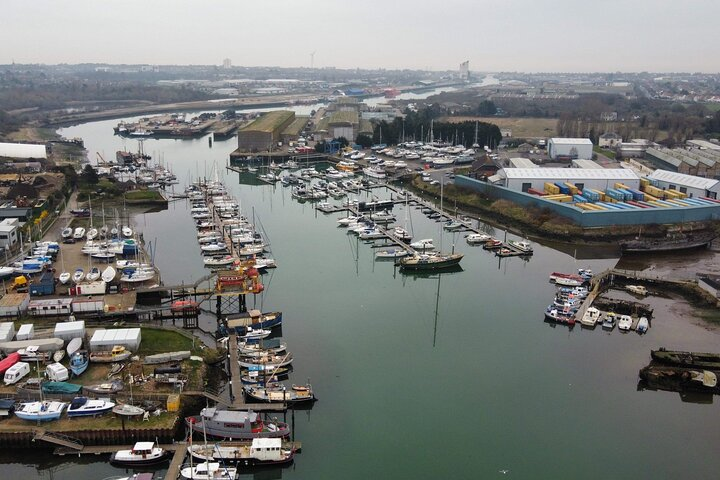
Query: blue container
555 183 570 195
573 194 587 203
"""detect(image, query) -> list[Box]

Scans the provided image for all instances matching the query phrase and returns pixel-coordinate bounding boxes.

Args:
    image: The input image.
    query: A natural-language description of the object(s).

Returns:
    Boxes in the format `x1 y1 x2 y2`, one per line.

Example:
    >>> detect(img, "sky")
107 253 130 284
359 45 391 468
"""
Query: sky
2 0 719 73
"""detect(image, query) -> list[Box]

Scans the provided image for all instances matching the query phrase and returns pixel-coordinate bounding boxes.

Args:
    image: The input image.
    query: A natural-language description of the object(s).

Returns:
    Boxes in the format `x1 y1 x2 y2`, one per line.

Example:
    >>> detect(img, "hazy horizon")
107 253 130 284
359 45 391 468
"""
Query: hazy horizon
3 0 720 74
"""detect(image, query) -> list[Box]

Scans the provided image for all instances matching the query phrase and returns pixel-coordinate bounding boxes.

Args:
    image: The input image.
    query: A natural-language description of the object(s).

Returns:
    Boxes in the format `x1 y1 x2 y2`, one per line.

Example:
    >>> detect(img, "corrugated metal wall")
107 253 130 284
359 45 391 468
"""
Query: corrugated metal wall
456 176 720 227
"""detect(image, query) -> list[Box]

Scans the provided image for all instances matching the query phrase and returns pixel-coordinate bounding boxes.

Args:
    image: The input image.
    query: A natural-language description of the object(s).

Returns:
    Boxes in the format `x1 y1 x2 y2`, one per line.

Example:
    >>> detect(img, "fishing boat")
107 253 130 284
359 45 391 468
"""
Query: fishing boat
84 379 124 394
544 306 576 326
90 345 132 363
226 310 283 331
580 307 601 327
101 265 116 282
186 408 291 439
180 462 237 480
187 438 296 466
87 267 101 281
243 383 316 404
70 350 89 377
650 349 720 369
397 252 464 271
110 442 170 466
67 396 115 417
14 401 67 422
66 337 82 356
72 268 85 283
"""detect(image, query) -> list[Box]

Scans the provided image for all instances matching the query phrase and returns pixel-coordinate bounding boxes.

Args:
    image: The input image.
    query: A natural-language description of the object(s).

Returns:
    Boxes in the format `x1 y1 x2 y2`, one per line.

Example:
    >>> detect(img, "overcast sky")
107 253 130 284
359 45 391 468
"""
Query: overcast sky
2 0 719 73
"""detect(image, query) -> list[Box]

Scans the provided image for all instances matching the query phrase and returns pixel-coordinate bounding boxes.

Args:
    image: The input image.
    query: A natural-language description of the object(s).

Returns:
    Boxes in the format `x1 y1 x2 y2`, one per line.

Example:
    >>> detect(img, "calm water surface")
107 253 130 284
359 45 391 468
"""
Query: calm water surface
1 115 717 479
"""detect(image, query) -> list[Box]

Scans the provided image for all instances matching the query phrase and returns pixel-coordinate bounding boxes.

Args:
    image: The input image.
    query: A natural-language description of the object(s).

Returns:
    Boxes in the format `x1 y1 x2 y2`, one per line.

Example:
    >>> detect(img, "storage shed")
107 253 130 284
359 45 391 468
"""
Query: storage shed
0 322 16 342
54 320 85 342
647 169 720 199
547 138 593 160
89 328 141 352
28 298 73 317
499 168 640 193
0 293 30 317
16 324 34 341
509 157 538 168
0 142 47 160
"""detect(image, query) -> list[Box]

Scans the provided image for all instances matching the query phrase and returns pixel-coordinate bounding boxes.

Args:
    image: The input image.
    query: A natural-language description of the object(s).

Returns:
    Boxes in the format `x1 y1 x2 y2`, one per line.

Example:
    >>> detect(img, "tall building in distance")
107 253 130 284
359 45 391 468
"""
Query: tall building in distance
459 60 469 81
222 58 232 69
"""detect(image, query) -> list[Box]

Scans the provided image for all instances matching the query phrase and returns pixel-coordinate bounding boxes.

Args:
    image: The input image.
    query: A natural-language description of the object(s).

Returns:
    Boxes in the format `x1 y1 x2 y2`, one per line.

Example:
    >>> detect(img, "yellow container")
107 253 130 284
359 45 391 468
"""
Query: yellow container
544 182 560 195
640 178 650 188
564 183 579 195
166 394 180 412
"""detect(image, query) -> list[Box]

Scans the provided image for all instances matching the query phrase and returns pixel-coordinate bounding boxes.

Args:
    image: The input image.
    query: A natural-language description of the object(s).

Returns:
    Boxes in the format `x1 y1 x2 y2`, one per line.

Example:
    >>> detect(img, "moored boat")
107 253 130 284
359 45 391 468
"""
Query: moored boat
640 365 720 394
397 252 463 271
110 442 170 466
650 348 720 369
243 383 316 404
544 306 576 326
179 462 237 480
187 438 296 466
186 408 290 439
580 307 601 327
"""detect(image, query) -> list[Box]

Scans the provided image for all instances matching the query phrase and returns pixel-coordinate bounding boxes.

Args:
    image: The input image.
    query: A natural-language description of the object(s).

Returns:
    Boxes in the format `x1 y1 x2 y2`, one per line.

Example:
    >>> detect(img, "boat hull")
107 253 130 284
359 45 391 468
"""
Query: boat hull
620 231 717 253
109 453 170 466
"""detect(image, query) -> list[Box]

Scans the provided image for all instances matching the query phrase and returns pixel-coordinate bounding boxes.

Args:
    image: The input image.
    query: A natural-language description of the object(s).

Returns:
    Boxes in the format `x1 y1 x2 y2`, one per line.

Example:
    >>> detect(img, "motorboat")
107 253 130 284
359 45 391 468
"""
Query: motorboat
443 220 464 231
375 247 409 259
185 408 290 439
618 314 633 331
336 215 360 227
72 268 85 283
392 226 412 241
602 312 617 330
58 271 71 284
90 345 132 363
580 307 601 327
204 256 235 268
180 462 237 480
69 350 89 377
243 383 316 404
544 306 576 326
110 442 170 466
507 240 533 254
409 238 435 251
637 317 649 334
87 267 101 281
626 285 648 296
239 327 271 341
187 438 295 466
67 396 115 417
101 265 116 282
369 210 395 223
84 379 124 394
466 233 491 245
363 166 387 179
14 401 67 422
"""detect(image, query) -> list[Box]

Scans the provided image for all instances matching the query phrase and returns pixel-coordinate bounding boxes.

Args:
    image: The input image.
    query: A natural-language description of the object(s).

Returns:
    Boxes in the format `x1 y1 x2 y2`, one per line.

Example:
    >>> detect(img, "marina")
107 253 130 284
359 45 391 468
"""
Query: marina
0 109 717 479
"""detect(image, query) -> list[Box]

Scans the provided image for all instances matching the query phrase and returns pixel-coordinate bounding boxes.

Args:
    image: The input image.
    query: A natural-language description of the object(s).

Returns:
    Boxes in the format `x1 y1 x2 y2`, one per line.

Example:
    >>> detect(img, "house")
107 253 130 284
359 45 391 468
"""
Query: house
598 132 622 148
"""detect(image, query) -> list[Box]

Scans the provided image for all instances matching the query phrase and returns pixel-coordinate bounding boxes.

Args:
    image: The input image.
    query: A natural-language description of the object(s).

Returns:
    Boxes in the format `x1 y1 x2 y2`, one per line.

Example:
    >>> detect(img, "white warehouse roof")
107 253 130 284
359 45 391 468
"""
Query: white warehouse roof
648 169 720 190
501 168 640 181
549 138 593 145
0 142 47 159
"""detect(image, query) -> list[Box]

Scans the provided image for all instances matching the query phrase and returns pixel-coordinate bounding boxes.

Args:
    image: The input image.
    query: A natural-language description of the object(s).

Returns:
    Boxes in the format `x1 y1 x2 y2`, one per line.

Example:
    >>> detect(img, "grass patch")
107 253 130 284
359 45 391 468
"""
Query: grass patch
0 410 177 432
594 145 616 160
441 116 558 138
125 190 164 201
138 327 199 356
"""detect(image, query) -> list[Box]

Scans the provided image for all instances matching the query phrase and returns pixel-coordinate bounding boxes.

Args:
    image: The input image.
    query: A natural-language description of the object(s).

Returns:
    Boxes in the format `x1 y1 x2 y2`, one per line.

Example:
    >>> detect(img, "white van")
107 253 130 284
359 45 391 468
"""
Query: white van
4 362 30 385
45 362 69 382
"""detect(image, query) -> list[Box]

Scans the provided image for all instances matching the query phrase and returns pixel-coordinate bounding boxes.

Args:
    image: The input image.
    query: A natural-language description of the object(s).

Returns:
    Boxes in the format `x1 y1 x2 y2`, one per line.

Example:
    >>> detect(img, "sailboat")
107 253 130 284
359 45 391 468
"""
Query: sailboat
14 360 67 421
87 266 101 281
72 268 85 283
101 265 116 283
58 249 70 284
398 178 463 271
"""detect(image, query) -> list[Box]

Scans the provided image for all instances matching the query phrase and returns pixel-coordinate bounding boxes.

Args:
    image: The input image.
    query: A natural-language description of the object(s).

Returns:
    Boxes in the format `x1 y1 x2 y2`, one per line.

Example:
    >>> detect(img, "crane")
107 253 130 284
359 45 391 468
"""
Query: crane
96 152 106 165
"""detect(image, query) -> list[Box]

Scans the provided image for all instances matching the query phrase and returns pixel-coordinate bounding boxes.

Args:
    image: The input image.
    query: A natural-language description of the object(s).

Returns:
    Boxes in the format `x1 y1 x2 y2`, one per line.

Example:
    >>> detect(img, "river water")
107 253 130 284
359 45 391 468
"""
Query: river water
2 94 719 478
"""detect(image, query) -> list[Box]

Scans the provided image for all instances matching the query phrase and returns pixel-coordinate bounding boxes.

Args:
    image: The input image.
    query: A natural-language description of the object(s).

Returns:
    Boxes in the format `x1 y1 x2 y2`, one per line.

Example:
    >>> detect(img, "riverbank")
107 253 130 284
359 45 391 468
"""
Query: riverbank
403 174 720 247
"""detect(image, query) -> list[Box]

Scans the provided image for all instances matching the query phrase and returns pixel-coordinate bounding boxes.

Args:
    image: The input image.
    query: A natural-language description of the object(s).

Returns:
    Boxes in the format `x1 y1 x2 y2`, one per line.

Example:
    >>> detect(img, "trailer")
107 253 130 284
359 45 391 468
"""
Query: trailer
28 298 73 317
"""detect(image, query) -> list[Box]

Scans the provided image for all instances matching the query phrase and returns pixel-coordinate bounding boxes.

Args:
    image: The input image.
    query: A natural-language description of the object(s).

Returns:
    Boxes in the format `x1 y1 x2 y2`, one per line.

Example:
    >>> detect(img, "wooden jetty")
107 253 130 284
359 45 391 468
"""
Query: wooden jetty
226 332 285 411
